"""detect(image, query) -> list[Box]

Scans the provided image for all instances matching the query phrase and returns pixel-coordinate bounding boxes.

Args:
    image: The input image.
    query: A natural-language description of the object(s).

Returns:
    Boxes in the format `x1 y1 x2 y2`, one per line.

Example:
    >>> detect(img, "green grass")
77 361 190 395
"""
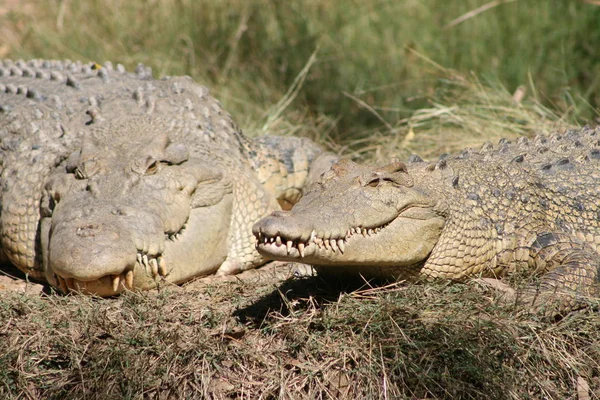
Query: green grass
2 0 600 142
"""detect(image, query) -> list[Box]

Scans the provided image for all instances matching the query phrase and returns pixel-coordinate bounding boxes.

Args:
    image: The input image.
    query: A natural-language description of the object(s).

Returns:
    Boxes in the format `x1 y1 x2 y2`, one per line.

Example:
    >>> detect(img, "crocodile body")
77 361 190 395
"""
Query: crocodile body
254 127 600 313
0 59 334 296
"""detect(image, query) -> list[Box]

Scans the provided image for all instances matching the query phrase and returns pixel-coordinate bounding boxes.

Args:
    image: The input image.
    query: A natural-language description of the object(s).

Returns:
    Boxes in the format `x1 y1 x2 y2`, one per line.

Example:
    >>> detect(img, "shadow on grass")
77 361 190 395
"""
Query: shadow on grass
233 273 392 326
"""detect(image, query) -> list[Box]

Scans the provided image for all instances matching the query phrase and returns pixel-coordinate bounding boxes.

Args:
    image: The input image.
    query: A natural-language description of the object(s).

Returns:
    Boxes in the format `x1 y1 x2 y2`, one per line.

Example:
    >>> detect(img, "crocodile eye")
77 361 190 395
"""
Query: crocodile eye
366 177 396 187
145 160 159 175
367 178 381 187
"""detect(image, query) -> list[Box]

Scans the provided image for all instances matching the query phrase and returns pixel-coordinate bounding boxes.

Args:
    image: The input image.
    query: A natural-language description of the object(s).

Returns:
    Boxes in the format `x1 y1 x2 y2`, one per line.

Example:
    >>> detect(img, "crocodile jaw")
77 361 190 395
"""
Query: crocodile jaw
255 206 444 276
253 158 447 278
44 197 232 296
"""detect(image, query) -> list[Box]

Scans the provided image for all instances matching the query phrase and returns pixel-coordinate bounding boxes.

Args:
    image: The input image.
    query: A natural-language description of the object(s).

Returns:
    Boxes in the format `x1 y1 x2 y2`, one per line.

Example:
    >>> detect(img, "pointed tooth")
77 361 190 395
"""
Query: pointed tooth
142 254 149 267
264 237 268 244
330 239 338 252
276 236 282 246
362 228 367 237
368 229 374 235
270 237 275 243
324 239 330 250
286 241 293 254
298 242 305 257
75 280 87 292
137 253 143 264
158 256 168 276
112 275 120 292
310 230 317 243
125 270 134 288
57 276 68 293
337 239 345 253
149 258 159 278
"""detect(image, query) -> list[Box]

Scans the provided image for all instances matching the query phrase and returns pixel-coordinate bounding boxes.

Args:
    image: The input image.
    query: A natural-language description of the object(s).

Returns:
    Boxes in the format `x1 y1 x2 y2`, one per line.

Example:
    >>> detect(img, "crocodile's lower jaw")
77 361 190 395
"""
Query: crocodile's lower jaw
45 199 232 296
50 253 165 296
256 210 445 268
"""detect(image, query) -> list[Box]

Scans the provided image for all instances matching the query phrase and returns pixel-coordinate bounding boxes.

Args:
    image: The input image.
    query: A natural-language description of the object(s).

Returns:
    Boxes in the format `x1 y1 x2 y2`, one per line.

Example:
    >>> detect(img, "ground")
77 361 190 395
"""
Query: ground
0 260 598 399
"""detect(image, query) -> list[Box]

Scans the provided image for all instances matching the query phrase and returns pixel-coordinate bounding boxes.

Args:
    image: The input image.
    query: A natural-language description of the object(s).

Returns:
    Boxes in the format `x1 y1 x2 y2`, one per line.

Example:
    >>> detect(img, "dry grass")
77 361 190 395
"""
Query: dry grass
0 272 599 399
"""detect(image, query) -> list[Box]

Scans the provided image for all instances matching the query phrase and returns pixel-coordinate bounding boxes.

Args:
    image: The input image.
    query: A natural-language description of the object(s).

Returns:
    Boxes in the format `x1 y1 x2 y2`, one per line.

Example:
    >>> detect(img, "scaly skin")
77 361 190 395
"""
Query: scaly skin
0 59 335 296
254 127 600 314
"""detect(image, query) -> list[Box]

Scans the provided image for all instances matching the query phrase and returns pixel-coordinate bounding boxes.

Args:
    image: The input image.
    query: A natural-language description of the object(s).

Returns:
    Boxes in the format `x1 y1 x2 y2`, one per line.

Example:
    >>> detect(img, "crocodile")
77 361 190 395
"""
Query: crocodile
254 127 600 313
0 59 335 296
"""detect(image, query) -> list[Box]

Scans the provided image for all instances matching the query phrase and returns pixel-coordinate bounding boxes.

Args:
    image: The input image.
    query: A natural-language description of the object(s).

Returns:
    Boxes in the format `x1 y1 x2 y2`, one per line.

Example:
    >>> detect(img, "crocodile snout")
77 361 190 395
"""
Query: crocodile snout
49 217 137 285
253 210 310 242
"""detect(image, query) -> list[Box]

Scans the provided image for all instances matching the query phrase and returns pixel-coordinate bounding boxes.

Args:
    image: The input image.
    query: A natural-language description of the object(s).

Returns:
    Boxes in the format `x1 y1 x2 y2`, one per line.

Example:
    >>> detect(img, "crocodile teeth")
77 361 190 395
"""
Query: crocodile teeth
112 275 121 292
276 236 282 246
324 239 330 250
158 256 168 276
142 254 149 268
286 240 293 254
125 270 134 288
137 253 143 265
298 242 305 257
57 275 68 293
330 239 338 252
337 239 345 253
149 258 159 278
65 277 74 289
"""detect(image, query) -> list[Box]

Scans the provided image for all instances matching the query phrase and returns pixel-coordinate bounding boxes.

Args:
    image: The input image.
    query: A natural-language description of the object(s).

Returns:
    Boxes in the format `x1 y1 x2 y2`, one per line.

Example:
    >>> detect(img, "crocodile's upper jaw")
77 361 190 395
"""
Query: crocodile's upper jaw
253 159 445 278
256 206 444 267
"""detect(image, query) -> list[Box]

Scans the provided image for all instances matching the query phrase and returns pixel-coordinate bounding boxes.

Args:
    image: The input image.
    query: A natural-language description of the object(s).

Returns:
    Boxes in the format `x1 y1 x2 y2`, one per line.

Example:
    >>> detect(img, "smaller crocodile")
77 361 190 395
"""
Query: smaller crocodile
254 127 600 313
0 59 335 296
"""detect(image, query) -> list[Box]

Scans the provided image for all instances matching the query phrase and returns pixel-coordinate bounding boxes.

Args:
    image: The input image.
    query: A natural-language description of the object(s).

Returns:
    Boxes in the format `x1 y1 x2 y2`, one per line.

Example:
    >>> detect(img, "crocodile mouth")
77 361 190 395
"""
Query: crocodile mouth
52 253 168 294
256 221 392 258
254 205 444 268
50 224 186 296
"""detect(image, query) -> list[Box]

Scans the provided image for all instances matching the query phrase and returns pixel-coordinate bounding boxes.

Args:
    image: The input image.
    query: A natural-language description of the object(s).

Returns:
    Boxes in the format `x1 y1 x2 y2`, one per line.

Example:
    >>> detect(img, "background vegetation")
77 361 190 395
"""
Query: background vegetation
3 0 600 157
1 0 600 398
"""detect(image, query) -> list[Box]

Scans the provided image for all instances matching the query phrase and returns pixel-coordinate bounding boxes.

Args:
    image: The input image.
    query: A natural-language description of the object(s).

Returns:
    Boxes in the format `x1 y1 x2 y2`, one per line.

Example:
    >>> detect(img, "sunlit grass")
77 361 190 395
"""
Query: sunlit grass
2 0 599 142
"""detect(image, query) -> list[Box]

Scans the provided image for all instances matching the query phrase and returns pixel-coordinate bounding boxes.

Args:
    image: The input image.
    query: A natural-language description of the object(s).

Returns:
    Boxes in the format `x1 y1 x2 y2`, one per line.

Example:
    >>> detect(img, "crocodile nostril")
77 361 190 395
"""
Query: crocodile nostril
270 210 290 218
76 224 100 238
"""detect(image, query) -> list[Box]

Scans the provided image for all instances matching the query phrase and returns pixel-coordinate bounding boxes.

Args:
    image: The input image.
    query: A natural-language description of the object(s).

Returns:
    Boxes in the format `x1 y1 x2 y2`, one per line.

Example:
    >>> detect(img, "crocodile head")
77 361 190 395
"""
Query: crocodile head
42 119 233 296
253 159 446 279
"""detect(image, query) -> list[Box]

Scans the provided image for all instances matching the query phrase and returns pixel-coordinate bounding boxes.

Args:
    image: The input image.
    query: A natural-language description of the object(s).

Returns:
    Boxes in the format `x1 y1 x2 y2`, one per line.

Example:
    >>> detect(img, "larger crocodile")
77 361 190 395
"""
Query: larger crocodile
254 127 600 313
0 59 335 296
